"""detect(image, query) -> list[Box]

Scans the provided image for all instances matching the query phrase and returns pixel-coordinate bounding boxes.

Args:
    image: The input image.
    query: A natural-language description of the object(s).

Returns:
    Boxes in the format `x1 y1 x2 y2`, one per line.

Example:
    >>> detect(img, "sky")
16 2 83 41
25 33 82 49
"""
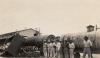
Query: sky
0 0 100 35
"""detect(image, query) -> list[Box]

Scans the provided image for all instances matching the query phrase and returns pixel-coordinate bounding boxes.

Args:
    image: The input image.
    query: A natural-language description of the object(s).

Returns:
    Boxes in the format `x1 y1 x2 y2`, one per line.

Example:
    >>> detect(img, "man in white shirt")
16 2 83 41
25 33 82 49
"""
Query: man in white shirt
83 36 92 58
47 40 52 57
43 40 48 57
69 40 75 58
55 39 61 58
47 40 55 58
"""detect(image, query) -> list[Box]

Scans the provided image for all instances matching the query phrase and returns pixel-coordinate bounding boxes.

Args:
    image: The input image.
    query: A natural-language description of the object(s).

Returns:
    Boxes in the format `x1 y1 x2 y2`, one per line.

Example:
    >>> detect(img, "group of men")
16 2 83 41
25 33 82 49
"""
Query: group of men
43 36 61 58
43 35 93 58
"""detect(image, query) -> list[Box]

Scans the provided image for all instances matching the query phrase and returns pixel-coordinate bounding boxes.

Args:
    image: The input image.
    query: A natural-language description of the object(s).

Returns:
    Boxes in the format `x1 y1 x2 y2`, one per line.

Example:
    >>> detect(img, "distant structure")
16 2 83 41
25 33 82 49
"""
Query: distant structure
87 25 95 32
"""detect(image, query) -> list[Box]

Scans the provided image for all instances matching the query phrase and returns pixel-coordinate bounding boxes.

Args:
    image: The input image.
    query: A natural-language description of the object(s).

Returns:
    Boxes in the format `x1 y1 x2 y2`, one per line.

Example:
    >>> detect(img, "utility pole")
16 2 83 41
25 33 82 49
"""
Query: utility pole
95 25 100 31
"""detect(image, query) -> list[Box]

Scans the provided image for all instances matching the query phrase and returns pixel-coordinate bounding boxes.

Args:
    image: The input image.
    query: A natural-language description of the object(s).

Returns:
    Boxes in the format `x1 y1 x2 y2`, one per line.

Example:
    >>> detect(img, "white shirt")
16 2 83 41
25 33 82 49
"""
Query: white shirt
69 43 75 49
83 40 92 48
52 42 56 47
43 43 47 48
48 43 53 48
56 42 61 50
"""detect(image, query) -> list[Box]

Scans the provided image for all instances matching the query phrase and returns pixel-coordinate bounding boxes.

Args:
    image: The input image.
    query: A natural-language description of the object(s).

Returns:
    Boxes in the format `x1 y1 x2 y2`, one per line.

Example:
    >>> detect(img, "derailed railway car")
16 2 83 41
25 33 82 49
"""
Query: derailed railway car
0 28 43 57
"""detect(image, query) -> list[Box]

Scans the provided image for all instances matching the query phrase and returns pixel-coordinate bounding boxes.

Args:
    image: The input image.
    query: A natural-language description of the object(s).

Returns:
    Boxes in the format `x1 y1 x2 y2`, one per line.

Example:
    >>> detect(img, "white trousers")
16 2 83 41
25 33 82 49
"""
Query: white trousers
48 47 55 57
56 49 60 58
83 48 91 58
69 49 74 58
43 48 47 57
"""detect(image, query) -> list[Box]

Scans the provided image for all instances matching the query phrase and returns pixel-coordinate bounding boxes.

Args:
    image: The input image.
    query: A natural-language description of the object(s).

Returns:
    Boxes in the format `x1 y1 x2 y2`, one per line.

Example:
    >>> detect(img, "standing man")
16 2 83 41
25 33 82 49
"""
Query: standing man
69 40 75 58
43 40 48 57
48 40 56 58
83 36 92 58
55 39 61 58
47 40 52 58
52 40 56 57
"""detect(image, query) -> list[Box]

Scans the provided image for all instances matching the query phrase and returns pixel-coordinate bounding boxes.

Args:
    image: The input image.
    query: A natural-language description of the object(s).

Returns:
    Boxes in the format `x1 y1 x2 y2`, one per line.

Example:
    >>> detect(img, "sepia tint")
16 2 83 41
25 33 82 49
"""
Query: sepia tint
0 0 100 58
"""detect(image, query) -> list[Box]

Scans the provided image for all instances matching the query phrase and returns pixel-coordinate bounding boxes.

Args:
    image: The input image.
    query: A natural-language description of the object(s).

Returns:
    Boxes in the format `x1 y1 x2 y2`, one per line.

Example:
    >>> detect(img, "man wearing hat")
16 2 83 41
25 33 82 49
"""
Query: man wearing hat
69 40 75 58
83 36 92 58
43 40 48 57
55 39 61 58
